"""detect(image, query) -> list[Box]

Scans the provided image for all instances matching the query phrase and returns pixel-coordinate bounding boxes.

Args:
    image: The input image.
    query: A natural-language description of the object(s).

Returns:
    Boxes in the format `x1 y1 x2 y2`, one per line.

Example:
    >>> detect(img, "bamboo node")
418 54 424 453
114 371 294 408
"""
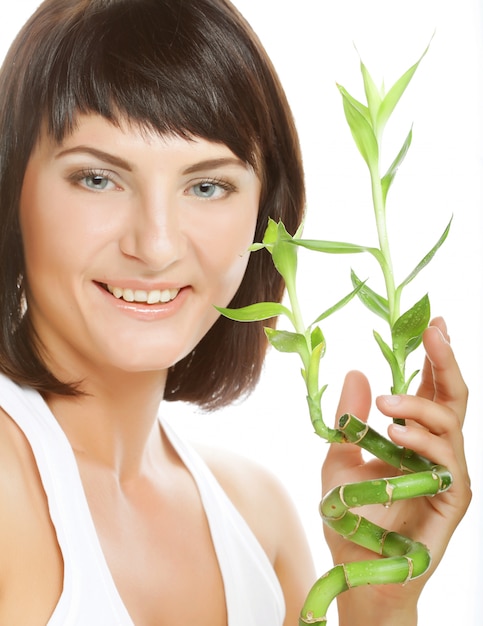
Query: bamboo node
343 514 362 538
300 611 328 624
339 484 349 508
384 480 395 508
352 423 369 444
403 557 414 585
342 563 352 589
400 447 412 472
380 529 390 555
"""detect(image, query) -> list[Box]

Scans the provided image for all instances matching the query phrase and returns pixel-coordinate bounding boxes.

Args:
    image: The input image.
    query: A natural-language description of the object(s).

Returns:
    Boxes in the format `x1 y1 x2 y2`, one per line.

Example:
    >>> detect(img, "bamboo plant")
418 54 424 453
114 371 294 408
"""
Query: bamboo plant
218 46 452 624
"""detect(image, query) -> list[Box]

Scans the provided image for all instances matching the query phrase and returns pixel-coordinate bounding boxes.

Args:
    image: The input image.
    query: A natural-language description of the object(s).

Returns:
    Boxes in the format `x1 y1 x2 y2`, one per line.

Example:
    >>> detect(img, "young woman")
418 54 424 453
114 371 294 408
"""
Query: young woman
0 1 470 624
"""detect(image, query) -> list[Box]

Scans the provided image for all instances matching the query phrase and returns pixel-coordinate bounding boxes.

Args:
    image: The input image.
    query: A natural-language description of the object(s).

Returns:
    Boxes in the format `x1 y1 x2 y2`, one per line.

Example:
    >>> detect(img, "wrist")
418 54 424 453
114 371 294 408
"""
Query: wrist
337 589 418 626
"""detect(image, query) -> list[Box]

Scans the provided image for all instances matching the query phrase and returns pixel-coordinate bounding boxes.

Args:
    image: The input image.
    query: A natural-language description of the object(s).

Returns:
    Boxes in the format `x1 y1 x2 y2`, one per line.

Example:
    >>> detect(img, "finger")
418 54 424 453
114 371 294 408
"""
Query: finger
334 370 372 424
417 317 448 400
387 418 465 466
324 371 372 470
429 315 449 341
376 394 458 437
377 394 469 479
419 318 468 423
387 421 470 498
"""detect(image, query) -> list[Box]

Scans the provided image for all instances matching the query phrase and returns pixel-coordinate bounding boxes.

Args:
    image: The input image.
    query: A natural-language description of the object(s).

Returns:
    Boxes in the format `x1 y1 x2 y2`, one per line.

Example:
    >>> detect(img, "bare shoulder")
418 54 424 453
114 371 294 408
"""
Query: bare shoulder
197 444 288 513
0 405 29 502
197 444 316 625
0 405 63 621
0 406 30 585
0 405 44 502
197 444 292 558
0 405 41 550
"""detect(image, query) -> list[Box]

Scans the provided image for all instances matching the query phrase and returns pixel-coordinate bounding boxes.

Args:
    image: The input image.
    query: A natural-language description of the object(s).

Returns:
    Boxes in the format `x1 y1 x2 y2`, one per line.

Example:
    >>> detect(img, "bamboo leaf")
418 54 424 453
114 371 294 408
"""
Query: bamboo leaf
398 217 452 291
392 294 431 352
376 42 430 133
338 84 379 168
248 242 266 252
291 238 374 255
360 58 382 125
311 281 366 325
404 368 421 391
317 383 328 402
262 217 278 247
381 127 413 203
265 328 307 355
310 326 325 351
290 238 386 270
380 78 386 99
308 334 327 375
373 330 400 384
248 218 279 253
294 220 305 239
351 270 389 322
216 301 291 322
405 334 423 358
336 83 372 123
271 221 299 289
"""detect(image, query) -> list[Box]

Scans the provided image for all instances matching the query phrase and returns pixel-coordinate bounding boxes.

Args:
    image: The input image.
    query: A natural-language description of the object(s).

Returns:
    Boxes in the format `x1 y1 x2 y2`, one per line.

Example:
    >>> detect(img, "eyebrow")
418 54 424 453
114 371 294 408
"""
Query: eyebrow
55 146 133 171
55 147 247 175
182 157 248 174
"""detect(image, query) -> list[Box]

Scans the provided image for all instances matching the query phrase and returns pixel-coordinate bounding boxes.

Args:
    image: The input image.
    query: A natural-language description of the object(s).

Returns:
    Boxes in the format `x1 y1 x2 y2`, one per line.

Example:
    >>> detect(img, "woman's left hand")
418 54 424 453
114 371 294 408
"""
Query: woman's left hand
321 317 471 624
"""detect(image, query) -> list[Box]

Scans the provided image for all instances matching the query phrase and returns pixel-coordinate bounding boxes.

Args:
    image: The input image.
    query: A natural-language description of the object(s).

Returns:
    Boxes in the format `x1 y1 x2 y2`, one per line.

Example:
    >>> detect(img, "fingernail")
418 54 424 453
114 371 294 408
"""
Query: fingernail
380 394 402 405
435 326 450 345
433 316 448 334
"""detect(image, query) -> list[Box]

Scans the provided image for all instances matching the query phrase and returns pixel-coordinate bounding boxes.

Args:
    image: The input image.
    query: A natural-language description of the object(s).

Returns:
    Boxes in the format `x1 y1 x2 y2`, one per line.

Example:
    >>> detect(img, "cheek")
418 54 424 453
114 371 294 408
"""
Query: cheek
19 175 51 277
20 174 101 280
197 206 258 290
20 195 65 285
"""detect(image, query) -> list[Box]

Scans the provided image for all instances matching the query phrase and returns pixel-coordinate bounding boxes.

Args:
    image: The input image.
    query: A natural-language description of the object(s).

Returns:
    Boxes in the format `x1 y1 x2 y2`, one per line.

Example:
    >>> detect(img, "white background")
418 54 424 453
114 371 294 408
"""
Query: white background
2 1 482 623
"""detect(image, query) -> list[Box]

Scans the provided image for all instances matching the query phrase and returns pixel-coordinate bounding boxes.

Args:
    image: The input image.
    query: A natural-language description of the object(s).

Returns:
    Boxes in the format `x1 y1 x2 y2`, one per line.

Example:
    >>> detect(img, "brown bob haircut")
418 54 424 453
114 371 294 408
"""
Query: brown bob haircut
0 0 305 410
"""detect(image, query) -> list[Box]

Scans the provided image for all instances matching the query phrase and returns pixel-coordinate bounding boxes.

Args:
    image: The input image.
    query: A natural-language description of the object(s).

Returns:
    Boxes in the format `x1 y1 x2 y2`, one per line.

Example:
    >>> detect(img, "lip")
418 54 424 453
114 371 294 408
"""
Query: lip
94 281 189 321
99 279 182 291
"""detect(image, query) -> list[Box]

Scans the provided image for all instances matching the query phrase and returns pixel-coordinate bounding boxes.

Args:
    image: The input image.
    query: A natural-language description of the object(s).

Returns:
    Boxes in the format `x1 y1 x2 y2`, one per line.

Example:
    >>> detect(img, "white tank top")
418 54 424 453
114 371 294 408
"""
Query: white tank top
0 374 285 625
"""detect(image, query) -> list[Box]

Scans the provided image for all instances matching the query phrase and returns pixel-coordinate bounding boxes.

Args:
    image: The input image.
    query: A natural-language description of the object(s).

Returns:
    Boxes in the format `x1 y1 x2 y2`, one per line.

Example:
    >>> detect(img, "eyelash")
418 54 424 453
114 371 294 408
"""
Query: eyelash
67 168 118 191
190 178 237 199
66 170 238 198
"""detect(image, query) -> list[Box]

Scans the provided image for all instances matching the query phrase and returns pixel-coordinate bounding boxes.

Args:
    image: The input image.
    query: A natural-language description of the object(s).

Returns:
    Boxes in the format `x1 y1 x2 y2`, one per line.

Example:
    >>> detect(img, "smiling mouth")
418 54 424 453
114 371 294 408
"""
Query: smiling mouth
104 284 180 304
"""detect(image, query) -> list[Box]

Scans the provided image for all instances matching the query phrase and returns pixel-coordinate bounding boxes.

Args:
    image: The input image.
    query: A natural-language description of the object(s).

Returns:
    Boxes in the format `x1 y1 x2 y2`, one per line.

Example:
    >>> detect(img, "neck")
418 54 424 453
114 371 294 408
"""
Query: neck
45 369 168 481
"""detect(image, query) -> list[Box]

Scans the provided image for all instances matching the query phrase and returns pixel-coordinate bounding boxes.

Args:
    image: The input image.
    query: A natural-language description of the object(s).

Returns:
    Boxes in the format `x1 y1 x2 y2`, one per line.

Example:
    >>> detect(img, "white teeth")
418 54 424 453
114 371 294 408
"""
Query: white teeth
147 290 160 304
123 289 135 302
160 289 173 303
106 284 179 304
134 290 147 302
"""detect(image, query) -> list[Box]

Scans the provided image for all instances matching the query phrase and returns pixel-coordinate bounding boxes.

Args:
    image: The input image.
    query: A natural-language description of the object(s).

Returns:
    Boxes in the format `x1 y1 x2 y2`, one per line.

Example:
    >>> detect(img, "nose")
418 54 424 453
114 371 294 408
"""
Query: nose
119 190 186 271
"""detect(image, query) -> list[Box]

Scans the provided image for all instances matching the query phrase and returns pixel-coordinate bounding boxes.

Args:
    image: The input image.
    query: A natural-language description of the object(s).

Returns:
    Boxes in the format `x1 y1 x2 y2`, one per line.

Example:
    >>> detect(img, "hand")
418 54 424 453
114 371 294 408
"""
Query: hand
321 317 471 625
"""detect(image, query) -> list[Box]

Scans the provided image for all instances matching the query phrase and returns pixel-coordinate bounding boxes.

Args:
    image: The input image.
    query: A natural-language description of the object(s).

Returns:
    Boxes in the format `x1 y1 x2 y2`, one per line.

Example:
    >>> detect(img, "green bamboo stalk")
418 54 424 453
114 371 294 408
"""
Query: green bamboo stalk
299 413 452 624
218 45 453 625
300 537 430 625
338 412 451 474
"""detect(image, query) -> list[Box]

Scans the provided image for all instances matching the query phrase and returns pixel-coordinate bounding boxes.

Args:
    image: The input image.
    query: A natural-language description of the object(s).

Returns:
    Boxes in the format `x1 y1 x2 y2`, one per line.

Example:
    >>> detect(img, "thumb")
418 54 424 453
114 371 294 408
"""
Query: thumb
324 370 372 471
335 370 372 425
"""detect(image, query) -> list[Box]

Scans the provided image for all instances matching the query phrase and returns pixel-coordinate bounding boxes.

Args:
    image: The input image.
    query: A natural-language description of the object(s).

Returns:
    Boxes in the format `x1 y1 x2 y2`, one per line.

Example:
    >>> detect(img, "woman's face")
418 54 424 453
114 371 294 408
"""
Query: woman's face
19 114 260 380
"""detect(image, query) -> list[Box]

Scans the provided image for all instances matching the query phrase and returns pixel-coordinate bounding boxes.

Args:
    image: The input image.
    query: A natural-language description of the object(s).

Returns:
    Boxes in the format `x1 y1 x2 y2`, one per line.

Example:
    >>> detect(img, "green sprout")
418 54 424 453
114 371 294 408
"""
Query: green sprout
293 41 451 398
219 217 364 443
218 44 453 624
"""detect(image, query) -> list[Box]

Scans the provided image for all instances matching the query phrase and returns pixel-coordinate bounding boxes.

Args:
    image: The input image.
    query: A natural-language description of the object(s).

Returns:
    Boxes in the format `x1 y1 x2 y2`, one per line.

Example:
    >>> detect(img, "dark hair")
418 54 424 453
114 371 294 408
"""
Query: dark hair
0 0 305 409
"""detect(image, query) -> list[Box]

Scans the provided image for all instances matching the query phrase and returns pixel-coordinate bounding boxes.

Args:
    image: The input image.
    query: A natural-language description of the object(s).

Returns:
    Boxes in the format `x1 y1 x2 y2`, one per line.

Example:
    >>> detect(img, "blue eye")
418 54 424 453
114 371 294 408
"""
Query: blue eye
193 182 219 198
84 174 111 190
67 168 118 191
191 180 235 199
